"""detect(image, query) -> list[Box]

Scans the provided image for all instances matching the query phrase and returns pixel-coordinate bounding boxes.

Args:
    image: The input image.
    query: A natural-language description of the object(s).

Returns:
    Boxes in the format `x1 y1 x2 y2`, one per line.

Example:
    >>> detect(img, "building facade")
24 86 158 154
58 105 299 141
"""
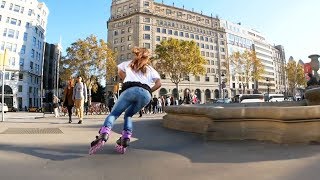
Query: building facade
272 45 286 94
42 42 61 104
0 0 48 110
107 0 228 103
220 20 254 97
221 19 287 96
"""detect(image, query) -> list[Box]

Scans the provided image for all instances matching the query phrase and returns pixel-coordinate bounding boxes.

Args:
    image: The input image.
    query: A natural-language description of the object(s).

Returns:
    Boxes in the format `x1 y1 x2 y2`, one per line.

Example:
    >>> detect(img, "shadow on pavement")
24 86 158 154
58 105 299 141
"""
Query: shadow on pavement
83 118 320 164
1 117 320 163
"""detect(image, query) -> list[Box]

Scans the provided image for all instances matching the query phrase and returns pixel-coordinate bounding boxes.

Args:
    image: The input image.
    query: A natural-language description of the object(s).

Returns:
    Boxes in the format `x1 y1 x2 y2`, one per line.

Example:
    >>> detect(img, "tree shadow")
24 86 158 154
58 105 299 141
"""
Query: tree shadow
105 118 320 163
1 117 320 163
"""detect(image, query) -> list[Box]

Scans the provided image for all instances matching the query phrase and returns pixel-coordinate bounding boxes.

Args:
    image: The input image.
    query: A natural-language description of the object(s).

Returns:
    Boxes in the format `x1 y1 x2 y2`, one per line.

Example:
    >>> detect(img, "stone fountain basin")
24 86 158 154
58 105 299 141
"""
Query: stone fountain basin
163 100 320 144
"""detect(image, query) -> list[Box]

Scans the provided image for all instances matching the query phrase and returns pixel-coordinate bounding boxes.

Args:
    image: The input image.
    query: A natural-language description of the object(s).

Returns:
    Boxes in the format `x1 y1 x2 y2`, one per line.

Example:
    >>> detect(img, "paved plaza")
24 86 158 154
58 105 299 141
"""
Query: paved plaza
0 112 320 180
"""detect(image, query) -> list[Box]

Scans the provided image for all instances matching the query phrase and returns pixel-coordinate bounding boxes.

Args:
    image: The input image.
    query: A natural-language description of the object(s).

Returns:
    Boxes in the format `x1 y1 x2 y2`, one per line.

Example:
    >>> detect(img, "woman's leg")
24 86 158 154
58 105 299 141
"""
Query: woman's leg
102 90 134 129
123 88 151 132
67 105 73 122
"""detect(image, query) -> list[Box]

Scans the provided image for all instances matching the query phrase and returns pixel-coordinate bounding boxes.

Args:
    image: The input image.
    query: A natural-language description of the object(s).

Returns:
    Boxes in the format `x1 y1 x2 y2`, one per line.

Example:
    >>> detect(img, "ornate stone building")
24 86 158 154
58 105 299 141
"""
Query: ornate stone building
107 0 228 103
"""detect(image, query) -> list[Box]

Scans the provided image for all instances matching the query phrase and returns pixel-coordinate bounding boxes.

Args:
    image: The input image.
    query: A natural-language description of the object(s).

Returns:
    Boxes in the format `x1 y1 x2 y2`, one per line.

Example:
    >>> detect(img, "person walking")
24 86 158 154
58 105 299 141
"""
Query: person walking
89 47 161 154
63 77 74 123
53 95 60 118
72 76 87 124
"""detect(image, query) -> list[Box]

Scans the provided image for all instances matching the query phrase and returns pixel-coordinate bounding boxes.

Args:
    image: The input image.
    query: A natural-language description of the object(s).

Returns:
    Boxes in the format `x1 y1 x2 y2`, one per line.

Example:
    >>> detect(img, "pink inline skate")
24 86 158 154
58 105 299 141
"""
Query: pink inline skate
115 130 132 154
89 126 111 155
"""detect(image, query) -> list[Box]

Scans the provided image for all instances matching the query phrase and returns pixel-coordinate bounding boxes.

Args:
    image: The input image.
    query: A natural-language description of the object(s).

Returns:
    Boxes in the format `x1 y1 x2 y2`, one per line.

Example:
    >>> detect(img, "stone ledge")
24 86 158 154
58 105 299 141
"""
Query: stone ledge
162 103 320 144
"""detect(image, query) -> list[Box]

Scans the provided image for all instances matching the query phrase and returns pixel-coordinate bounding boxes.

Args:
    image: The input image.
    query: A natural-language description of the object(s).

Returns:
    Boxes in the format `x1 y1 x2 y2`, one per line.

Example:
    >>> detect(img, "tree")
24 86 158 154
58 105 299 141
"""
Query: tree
228 50 264 93
154 38 206 98
60 35 116 104
286 57 306 96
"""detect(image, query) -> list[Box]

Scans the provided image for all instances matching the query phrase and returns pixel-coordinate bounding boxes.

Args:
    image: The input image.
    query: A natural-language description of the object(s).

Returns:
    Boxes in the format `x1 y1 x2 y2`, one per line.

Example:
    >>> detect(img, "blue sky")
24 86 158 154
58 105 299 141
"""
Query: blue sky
42 0 320 62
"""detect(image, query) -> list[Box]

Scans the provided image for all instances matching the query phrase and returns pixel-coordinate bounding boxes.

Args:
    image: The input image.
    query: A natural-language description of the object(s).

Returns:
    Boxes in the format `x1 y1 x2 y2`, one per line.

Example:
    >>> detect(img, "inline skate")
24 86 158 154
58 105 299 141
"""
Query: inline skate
89 126 111 155
115 130 132 154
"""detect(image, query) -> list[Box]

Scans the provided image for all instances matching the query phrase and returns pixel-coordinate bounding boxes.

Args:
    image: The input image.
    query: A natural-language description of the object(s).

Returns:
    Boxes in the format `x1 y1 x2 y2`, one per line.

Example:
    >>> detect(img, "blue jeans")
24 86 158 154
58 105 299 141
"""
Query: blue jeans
103 87 151 132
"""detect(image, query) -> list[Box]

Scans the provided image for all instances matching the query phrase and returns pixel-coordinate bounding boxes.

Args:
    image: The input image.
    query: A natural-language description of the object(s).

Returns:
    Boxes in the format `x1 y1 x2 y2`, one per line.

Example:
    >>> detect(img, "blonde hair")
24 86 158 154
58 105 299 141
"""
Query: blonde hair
129 47 150 74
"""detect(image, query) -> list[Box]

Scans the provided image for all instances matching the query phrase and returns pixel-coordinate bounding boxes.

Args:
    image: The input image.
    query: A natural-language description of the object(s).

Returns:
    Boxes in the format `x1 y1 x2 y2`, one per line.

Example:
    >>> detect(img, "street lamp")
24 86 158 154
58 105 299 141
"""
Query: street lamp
266 77 270 102
220 74 225 99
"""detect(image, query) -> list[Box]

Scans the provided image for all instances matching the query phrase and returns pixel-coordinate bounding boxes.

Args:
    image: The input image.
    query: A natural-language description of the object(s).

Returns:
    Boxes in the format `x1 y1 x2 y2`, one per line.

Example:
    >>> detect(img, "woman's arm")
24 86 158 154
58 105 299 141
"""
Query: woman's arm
118 69 126 80
151 79 161 92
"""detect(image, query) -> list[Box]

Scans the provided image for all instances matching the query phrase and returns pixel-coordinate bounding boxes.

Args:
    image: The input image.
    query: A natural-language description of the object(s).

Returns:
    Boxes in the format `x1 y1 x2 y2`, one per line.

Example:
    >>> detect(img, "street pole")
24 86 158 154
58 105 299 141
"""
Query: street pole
1 49 8 122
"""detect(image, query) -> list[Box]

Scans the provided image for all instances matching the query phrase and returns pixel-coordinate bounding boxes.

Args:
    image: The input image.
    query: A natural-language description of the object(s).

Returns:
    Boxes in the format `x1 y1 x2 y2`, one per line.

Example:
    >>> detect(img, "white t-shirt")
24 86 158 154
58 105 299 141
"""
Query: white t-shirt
118 60 160 88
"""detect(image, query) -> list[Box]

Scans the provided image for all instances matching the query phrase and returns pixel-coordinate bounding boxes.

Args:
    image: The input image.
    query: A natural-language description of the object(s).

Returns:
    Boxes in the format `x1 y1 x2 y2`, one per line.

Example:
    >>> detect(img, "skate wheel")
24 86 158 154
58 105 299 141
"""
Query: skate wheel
89 139 105 155
115 144 126 154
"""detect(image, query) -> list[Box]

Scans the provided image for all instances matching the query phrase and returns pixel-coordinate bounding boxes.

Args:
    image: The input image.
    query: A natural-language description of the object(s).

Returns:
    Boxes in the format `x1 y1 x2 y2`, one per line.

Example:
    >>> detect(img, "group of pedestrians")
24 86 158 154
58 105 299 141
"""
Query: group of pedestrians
53 76 87 124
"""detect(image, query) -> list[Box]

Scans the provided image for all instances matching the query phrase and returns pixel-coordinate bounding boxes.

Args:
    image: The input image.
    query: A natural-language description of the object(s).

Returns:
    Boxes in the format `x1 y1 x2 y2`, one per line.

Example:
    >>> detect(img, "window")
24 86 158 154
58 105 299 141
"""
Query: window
205 76 210 82
156 36 160 41
30 61 33 70
179 32 184 37
143 43 150 49
143 34 150 39
13 5 20 12
2 28 7 37
127 44 131 50
20 45 26 54
1 1 5 8
144 1 150 6
127 27 132 33
114 30 118 36
121 29 125 34
163 9 170 15
19 58 24 66
10 18 17 25
127 35 132 41
168 29 172 35
31 49 35 58
9 57 15 66
144 18 150 22
28 9 32 16
33 37 36 46
174 31 178 36
156 28 160 32
195 76 200 81
121 46 124 51
0 41 4 50
18 85 22 92
144 25 151 31
121 37 124 42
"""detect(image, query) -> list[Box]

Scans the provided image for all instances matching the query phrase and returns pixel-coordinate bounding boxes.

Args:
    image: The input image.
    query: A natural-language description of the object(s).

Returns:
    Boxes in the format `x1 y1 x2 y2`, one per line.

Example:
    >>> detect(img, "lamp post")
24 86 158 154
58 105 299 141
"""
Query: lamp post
266 77 270 102
220 74 225 99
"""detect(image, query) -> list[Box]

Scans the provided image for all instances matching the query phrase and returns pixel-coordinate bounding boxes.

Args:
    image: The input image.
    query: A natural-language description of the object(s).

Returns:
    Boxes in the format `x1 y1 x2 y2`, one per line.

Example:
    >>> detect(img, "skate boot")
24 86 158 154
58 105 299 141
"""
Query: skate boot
115 130 132 154
89 126 111 155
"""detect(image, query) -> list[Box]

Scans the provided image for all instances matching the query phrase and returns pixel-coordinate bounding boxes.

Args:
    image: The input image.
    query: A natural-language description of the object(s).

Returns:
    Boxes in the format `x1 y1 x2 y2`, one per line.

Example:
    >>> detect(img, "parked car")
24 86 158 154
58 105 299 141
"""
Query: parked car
0 103 8 113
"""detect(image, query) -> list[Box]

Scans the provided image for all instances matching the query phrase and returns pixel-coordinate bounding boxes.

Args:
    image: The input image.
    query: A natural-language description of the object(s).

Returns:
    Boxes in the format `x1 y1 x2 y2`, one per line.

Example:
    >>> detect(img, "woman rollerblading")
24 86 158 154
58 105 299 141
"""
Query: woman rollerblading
89 47 161 155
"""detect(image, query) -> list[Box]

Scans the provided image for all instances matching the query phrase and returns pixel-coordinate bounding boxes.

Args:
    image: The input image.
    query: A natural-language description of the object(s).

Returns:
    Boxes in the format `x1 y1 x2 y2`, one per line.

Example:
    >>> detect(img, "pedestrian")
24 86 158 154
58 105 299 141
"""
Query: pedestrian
72 76 87 124
53 95 60 118
63 77 74 123
107 92 115 113
89 47 161 154
152 95 158 114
